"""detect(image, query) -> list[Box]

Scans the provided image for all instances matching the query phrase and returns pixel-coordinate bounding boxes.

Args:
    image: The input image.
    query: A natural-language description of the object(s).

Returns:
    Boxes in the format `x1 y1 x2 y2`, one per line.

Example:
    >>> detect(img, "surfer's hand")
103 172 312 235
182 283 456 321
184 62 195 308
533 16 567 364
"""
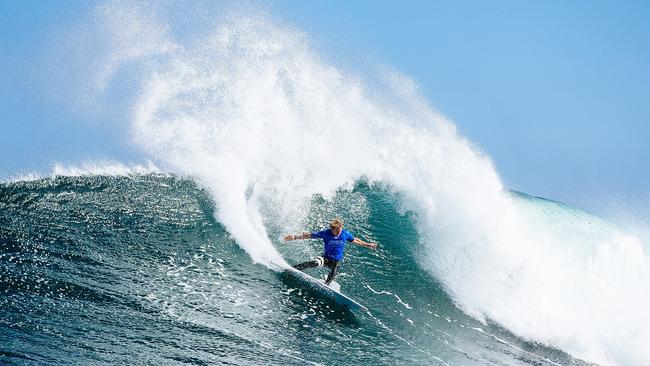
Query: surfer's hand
367 243 378 249
283 235 294 241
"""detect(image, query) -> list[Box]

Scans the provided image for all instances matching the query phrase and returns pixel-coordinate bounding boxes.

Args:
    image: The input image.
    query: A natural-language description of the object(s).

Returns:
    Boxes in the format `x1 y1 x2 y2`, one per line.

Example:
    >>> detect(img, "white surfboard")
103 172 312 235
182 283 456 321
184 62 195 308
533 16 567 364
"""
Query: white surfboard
284 266 368 312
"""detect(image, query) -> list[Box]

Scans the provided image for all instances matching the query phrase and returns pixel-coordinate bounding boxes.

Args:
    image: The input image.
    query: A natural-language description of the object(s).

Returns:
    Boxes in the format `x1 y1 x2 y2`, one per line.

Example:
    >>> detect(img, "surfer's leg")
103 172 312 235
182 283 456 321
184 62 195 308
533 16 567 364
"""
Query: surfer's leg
324 259 340 285
293 261 318 270
293 257 324 271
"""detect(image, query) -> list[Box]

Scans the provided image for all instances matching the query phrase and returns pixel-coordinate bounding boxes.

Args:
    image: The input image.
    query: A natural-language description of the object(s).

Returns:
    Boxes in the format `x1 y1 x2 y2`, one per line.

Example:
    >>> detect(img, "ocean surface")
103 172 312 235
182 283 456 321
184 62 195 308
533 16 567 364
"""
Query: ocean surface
2 174 592 366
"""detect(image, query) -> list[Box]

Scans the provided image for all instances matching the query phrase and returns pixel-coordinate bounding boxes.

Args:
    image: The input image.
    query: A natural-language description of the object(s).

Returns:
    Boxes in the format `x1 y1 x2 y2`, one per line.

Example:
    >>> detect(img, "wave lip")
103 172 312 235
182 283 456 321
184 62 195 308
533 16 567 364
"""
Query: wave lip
51 161 161 177
2 161 162 184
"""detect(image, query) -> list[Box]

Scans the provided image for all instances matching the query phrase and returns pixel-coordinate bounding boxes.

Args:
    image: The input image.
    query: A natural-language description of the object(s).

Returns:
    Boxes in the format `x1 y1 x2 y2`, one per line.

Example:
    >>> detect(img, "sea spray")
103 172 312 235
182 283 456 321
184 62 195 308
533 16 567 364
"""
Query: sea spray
130 13 510 271
48 4 650 365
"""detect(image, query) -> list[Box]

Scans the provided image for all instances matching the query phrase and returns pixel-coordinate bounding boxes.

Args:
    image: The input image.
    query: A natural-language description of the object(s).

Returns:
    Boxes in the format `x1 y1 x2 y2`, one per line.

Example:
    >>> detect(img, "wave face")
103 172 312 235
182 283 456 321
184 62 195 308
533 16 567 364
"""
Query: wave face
23 3 650 365
1 175 589 365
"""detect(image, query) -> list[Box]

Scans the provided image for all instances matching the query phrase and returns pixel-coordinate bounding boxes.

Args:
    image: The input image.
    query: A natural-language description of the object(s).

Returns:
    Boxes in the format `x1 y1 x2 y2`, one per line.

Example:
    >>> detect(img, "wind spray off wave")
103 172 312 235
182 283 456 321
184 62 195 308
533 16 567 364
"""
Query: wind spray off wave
59 5 649 365
131 14 507 271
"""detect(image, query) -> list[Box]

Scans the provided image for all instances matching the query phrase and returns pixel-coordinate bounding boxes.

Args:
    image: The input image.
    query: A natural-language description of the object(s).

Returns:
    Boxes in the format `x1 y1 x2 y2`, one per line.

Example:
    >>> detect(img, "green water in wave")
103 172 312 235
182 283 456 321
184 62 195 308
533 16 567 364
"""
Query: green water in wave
0 175 586 365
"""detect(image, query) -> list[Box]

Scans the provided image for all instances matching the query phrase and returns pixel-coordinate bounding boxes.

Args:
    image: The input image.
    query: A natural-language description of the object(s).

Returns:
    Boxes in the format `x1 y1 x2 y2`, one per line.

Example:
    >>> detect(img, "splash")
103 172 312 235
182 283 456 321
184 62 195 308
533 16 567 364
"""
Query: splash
51 4 649 365
51 160 161 177
2 161 161 183
129 11 505 267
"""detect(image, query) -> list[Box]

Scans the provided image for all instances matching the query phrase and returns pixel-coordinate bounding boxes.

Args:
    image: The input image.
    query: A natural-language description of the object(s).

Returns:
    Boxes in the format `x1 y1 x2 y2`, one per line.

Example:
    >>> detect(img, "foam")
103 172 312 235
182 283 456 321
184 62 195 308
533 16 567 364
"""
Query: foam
51 160 161 177
2 161 162 183
2 172 44 184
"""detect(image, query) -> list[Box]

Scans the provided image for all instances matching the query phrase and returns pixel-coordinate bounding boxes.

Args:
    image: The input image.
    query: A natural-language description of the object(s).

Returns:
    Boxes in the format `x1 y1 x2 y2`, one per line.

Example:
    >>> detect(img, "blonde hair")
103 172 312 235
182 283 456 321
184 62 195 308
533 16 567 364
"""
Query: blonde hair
330 218 344 230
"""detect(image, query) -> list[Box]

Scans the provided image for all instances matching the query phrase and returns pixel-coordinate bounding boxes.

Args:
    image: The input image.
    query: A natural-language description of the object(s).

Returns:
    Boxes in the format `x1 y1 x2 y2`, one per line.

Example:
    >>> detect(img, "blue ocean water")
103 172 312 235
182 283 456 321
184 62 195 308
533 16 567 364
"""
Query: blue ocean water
1 174 588 365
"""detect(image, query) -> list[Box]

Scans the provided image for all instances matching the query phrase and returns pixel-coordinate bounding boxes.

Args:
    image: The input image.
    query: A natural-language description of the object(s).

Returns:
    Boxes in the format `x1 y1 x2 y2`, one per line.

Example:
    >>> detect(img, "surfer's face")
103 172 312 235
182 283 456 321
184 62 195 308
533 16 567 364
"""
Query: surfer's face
331 226 342 236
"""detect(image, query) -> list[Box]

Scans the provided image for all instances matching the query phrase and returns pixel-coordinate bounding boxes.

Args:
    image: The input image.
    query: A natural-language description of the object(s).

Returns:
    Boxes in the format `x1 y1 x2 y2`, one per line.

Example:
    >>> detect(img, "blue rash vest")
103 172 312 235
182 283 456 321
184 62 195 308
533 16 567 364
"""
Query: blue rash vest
310 229 355 261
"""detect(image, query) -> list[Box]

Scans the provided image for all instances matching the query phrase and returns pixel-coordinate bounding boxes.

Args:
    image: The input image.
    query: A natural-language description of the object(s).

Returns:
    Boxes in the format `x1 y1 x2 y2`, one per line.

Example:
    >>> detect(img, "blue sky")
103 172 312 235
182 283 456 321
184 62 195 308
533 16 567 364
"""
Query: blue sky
1 0 648 221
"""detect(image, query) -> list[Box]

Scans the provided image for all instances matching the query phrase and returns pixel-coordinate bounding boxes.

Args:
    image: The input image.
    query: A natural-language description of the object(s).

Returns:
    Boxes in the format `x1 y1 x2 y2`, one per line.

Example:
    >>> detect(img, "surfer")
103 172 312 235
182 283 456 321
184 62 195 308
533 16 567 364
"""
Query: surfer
284 219 377 285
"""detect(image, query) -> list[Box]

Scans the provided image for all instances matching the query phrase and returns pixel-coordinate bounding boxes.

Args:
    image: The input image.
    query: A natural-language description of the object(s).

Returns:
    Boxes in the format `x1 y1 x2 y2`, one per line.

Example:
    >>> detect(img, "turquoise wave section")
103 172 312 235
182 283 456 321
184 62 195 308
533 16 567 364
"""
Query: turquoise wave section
1 175 586 365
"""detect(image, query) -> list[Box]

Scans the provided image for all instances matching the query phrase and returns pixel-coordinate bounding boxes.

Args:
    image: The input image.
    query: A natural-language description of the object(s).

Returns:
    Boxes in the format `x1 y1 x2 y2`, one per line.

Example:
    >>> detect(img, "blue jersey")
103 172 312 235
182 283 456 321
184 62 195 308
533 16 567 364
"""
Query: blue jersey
311 229 355 261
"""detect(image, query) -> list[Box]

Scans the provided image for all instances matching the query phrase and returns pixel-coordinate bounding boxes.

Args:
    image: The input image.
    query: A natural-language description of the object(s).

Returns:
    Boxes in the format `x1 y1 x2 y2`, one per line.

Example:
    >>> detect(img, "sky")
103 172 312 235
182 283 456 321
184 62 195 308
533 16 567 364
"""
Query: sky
1 0 648 222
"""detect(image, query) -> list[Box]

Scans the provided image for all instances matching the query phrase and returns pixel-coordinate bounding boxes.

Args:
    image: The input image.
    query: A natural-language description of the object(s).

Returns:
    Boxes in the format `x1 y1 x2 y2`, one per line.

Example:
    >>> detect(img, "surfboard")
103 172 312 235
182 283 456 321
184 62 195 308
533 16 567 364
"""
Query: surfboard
283 266 368 312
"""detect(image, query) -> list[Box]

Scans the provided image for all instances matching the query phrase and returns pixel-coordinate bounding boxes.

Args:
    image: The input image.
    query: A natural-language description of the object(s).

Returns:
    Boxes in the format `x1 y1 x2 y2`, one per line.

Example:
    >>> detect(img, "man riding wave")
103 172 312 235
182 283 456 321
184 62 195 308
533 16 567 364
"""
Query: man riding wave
284 219 377 286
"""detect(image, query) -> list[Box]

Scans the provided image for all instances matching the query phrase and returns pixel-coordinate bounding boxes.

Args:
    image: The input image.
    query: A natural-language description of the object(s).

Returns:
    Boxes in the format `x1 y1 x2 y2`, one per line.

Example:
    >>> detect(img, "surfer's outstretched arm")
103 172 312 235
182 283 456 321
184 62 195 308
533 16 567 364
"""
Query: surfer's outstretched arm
283 232 311 241
352 238 378 249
